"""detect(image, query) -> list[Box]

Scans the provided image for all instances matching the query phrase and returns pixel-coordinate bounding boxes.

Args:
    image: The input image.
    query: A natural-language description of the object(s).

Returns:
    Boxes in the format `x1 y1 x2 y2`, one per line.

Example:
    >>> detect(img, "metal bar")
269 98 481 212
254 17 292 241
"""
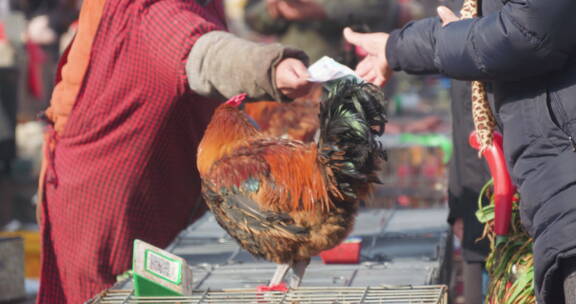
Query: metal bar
277 289 289 304
196 289 209 304
226 246 242 264
437 285 447 304
192 268 213 290
358 286 369 303
347 269 358 286
120 289 133 304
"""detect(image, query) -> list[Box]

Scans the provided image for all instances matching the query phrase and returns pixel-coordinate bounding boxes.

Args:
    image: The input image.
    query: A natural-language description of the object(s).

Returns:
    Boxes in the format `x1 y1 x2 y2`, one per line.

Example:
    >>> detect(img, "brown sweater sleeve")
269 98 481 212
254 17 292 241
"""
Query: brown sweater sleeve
186 31 308 102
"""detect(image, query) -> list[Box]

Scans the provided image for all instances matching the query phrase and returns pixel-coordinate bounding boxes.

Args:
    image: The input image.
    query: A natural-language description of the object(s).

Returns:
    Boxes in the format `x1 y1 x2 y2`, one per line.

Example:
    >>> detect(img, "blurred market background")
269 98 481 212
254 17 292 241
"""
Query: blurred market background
0 0 461 302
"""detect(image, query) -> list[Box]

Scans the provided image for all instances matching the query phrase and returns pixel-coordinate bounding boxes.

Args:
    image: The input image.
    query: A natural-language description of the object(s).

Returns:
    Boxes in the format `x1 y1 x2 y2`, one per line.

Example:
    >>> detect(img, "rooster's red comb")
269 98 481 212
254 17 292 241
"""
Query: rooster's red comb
225 93 247 107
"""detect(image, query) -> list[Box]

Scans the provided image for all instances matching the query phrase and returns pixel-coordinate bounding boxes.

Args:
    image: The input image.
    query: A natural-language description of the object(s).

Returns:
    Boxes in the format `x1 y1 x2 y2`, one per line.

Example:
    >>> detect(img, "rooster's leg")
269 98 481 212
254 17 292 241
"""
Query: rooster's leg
269 264 291 286
289 258 310 288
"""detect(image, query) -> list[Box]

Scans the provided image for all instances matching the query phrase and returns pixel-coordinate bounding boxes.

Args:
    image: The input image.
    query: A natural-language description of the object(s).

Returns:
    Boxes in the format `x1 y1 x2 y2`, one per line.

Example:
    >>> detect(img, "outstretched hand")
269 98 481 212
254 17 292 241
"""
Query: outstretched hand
343 27 392 87
342 5 459 86
275 58 313 100
437 6 459 26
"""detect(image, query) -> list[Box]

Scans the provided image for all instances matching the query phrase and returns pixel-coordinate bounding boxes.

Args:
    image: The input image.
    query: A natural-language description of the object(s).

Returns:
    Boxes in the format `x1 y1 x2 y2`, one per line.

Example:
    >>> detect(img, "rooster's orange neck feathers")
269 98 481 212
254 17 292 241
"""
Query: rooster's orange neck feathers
197 104 260 175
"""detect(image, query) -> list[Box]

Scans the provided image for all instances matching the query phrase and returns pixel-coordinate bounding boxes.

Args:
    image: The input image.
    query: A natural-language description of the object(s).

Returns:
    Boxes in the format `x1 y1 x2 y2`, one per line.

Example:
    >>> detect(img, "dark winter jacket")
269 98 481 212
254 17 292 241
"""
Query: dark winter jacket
386 0 576 303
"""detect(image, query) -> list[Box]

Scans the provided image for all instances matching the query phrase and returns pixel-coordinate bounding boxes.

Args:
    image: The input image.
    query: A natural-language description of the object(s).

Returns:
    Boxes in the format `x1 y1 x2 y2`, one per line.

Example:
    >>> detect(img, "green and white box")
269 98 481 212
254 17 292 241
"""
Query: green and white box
132 239 193 296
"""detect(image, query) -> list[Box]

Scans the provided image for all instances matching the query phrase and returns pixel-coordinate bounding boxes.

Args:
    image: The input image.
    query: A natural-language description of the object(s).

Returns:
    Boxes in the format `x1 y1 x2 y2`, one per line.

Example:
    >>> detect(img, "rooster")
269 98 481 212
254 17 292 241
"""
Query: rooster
243 86 323 142
243 98 320 142
197 78 387 288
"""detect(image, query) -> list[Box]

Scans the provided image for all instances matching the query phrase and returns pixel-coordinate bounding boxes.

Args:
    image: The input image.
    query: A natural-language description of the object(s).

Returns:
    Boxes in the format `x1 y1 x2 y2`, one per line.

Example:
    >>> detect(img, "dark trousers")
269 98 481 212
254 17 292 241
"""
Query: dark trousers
0 67 18 163
564 259 576 304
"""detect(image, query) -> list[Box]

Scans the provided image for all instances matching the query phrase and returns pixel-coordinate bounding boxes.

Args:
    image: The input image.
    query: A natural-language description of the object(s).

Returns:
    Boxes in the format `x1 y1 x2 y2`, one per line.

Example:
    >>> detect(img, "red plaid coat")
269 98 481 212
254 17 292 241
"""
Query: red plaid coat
38 1 226 303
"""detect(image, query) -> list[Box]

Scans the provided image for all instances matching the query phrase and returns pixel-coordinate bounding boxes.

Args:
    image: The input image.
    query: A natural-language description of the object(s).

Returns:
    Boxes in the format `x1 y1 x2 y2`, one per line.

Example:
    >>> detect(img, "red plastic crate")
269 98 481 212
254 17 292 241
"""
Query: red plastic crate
319 237 362 264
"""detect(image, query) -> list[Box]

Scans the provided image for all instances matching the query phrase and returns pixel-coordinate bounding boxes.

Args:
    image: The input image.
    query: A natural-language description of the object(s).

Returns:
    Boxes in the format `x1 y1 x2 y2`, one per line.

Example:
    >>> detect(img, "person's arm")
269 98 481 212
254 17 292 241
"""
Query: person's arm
186 31 309 102
140 0 310 102
315 0 399 27
346 0 576 85
244 0 290 36
389 0 576 81
385 16 442 75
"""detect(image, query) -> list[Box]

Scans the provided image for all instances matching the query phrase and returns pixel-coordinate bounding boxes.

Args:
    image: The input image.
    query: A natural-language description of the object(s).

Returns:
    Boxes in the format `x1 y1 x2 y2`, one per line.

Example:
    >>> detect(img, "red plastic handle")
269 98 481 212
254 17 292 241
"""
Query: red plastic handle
257 283 288 293
469 131 516 236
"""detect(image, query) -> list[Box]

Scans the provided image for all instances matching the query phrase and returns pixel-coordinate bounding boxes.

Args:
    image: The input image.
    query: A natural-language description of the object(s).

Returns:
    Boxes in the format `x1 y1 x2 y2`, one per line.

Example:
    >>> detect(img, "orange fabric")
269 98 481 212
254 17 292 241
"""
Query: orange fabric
45 0 106 134
37 0 106 216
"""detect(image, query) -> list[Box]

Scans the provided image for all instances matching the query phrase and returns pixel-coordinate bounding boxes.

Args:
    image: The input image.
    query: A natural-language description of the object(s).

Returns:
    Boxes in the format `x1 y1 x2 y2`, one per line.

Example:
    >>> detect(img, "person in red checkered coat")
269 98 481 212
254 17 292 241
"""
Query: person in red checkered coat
36 0 313 302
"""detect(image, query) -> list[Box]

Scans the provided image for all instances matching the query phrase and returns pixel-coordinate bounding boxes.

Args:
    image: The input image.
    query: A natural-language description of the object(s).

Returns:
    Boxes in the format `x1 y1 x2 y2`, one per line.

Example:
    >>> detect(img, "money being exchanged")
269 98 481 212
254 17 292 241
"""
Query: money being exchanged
307 56 363 83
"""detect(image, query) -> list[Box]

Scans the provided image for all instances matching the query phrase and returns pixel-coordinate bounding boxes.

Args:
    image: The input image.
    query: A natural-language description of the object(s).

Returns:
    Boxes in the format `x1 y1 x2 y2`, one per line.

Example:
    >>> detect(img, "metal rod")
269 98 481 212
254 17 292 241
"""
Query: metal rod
196 289 209 304
358 286 369 303
347 269 358 287
120 289 133 304
277 289 289 304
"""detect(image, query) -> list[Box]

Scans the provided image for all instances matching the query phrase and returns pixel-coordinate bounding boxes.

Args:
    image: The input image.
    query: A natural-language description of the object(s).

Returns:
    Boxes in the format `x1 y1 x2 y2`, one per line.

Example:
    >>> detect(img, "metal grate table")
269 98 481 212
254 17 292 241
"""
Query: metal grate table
91 285 448 304
87 208 452 304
